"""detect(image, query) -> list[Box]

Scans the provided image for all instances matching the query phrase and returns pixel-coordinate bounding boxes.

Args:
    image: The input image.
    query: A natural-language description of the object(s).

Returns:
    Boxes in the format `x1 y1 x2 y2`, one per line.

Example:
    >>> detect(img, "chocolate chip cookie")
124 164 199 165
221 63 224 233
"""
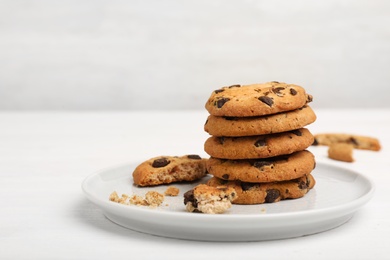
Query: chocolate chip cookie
204 105 316 137
204 128 314 159
207 174 315 205
132 155 208 186
206 150 315 183
205 82 313 117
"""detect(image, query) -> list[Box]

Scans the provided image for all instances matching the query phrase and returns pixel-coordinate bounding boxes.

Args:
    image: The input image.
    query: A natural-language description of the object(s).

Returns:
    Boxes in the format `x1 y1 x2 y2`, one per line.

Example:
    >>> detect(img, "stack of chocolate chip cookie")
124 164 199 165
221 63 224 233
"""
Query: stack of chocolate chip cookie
203 82 317 205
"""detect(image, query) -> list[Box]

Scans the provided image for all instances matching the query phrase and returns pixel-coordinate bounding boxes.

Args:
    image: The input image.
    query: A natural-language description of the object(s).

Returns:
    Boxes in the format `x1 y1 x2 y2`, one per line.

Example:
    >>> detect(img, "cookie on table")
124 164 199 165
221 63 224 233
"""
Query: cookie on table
183 184 237 214
204 105 316 137
207 174 315 205
206 150 315 183
204 128 314 159
132 155 208 187
328 143 354 162
205 81 313 117
313 133 381 151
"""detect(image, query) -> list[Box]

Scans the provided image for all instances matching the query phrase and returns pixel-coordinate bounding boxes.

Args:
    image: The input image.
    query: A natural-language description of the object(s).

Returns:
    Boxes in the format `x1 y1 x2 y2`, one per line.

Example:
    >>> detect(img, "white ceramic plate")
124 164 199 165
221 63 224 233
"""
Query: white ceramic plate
82 162 374 241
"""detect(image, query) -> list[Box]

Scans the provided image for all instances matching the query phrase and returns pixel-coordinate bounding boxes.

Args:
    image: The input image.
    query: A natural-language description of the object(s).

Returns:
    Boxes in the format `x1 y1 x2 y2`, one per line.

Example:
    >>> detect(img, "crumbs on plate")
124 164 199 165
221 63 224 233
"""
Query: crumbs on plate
109 186 180 207
109 190 164 207
164 186 180 196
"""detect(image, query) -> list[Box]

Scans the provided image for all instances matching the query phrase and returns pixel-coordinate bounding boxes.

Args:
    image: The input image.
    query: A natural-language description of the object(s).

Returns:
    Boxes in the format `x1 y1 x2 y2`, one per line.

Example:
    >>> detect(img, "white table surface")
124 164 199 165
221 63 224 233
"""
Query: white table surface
1 109 389 260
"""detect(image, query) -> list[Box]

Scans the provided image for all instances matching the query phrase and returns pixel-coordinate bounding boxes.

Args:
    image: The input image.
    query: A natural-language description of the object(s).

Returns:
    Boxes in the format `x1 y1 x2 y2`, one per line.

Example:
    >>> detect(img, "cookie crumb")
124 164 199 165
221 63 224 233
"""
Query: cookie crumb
109 191 120 203
129 195 148 206
328 143 354 162
165 186 180 196
145 191 165 207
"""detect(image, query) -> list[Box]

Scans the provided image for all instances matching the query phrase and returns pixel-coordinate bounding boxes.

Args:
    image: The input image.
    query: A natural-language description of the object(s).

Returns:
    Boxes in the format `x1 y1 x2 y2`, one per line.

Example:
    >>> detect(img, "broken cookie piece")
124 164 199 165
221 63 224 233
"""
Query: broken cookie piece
313 133 381 151
132 155 208 186
183 184 237 214
328 143 354 163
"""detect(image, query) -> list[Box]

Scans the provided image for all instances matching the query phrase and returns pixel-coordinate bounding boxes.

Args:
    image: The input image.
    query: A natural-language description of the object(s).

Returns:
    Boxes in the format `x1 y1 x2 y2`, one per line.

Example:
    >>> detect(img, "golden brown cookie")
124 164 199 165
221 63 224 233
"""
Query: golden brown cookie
132 155 208 187
328 143 354 162
313 133 381 151
207 174 315 205
205 82 313 117
204 105 316 137
183 184 237 214
206 150 315 183
204 128 314 159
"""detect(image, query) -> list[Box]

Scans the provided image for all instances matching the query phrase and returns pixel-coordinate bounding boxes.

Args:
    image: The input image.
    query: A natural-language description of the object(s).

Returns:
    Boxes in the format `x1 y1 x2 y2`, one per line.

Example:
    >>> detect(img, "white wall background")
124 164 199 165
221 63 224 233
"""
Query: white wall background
0 0 389 110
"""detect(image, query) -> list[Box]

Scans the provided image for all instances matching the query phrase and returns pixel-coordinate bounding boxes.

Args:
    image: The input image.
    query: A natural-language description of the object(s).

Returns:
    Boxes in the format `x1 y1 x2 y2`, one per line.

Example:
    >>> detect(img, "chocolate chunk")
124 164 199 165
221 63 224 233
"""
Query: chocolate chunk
291 129 302 136
306 176 311 188
241 182 258 191
218 137 225 145
306 95 313 102
290 88 297 95
254 138 267 147
258 96 274 106
253 161 273 170
272 87 285 96
222 174 230 180
215 97 230 108
183 189 197 207
298 180 307 190
312 138 319 146
349 137 359 146
214 89 224 94
152 158 170 168
265 189 280 203
228 84 241 88
187 154 201 160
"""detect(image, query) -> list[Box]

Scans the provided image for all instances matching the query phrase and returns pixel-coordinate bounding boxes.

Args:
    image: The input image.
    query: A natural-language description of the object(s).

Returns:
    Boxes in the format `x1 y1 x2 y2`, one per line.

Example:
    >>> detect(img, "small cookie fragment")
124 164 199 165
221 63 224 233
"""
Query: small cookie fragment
132 155 208 187
328 143 354 162
129 195 148 206
313 133 381 151
164 186 180 196
183 184 237 214
109 191 121 203
145 191 165 207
